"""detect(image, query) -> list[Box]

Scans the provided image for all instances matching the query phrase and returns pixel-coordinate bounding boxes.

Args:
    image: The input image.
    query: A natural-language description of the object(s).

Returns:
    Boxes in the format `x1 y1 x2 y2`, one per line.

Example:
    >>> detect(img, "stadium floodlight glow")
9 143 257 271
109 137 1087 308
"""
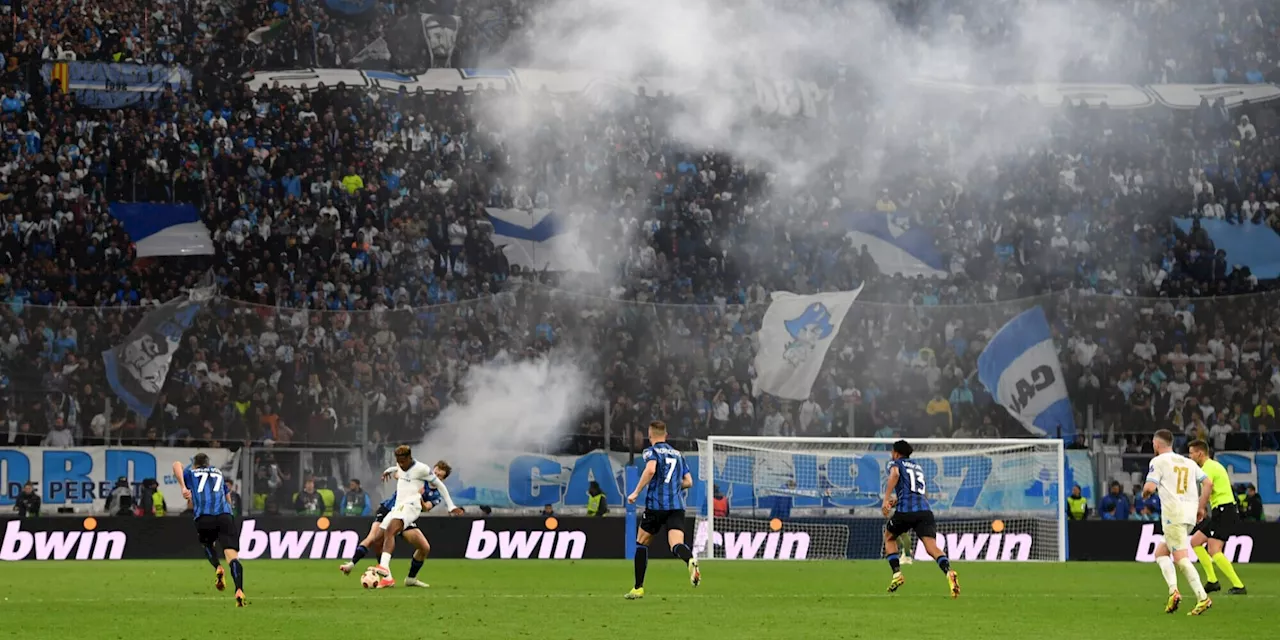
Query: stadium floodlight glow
699 437 1066 562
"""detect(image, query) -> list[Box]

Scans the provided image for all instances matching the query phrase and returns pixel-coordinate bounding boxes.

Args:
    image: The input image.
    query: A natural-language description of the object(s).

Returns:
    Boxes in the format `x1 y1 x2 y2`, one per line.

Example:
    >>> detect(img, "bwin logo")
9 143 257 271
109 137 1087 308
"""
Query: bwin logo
464 520 586 559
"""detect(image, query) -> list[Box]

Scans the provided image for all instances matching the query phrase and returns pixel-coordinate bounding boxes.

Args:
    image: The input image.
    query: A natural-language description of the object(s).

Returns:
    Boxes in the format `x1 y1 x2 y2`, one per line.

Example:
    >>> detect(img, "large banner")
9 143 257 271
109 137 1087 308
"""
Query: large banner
246 68 1280 120
351 14 460 71
435 449 1095 516
751 288 863 400
41 62 192 109
0 448 236 513
1068 521 1280 563
1215 452 1280 519
977 307 1076 440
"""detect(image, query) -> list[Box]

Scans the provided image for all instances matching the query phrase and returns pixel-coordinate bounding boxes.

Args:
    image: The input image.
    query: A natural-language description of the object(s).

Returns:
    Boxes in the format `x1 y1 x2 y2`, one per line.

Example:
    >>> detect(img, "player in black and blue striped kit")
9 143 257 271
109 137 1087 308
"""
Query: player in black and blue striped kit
173 454 247 607
881 440 959 598
624 421 699 599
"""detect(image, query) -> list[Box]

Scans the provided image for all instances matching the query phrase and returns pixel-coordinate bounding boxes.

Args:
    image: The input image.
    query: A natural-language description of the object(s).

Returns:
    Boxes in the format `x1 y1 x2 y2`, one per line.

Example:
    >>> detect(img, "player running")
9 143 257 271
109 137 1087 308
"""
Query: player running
340 461 454 588
1186 441 1247 595
173 454 248 607
372 446 463 588
1143 430 1213 615
882 439 959 598
624 420 699 600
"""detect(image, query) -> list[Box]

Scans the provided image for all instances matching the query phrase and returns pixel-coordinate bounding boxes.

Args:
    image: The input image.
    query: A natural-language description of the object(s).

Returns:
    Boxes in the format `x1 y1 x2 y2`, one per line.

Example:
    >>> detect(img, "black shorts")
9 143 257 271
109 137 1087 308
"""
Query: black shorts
639 509 686 536
373 505 417 531
195 514 240 551
886 510 937 540
1192 503 1240 541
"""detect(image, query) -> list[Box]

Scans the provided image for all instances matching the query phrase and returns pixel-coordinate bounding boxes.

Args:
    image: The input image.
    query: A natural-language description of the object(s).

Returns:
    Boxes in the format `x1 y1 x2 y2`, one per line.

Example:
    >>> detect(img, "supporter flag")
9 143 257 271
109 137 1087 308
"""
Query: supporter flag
752 288 863 400
108 203 215 258
977 307 1077 440
247 20 287 45
50 62 69 94
102 277 216 418
485 208 595 272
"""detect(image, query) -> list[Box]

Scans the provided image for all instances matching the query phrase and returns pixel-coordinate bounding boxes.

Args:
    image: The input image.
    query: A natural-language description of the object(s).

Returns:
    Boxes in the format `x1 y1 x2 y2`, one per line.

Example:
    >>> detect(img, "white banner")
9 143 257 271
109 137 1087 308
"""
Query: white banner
0 447 237 514
752 288 863 400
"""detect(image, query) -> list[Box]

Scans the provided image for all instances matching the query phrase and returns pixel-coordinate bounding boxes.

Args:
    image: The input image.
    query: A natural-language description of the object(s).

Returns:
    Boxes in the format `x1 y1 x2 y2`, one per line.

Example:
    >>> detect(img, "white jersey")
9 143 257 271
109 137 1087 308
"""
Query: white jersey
383 460 458 512
1145 451 1206 526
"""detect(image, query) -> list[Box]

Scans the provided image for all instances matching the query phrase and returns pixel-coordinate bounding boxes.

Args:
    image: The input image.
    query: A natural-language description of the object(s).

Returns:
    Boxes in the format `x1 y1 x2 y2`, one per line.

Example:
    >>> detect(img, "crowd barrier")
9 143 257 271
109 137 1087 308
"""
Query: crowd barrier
6 516 1274 562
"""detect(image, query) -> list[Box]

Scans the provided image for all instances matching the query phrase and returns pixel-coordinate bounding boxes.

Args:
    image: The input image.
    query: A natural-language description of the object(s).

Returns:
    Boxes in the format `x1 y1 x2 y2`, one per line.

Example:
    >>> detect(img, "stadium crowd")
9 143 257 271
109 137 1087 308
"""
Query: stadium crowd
1 0 1280 465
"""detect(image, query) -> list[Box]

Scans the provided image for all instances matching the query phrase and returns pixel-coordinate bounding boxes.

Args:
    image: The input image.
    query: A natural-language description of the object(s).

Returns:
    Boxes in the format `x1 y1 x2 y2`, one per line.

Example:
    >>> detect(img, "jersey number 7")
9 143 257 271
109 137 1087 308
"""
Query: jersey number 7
664 456 679 483
194 470 223 493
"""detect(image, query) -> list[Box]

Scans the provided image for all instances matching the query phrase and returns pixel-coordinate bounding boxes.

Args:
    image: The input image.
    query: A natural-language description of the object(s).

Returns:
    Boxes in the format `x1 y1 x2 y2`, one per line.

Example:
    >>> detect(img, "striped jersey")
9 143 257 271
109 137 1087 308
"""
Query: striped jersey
888 458 931 513
380 487 441 512
643 441 690 511
183 465 233 518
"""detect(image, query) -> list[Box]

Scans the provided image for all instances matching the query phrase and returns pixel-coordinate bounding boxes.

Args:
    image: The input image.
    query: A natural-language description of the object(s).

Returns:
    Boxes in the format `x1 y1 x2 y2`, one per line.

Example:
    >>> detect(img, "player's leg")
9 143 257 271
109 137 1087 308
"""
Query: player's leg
217 516 247 607
914 513 958 598
665 511 699 587
883 518 907 593
342 520 384 574
1153 541 1182 612
898 531 914 565
1203 509 1244 593
378 517 404 586
403 527 431 587
195 517 225 590
626 511 659 599
1189 529 1219 591
1167 525 1210 614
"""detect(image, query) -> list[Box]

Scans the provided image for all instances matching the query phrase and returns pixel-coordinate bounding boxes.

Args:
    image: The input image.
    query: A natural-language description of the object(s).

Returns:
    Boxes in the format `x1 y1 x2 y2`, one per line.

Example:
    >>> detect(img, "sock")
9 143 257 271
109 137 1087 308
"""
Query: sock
229 560 244 591
408 558 424 579
202 544 220 568
1177 557 1207 601
671 543 692 565
634 546 649 589
887 553 901 574
935 555 951 574
351 545 368 565
379 552 392 572
1212 552 1245 589
1193 546 1217 582
1155 556 1178 594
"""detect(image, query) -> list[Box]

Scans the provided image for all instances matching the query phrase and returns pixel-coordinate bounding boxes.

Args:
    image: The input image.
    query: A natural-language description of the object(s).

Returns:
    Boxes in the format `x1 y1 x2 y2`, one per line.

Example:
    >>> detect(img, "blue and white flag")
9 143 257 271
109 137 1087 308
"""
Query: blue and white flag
108 203 215 258
752 288 863 400
486 208 595 272
102 279 216 418
977 307 1076 440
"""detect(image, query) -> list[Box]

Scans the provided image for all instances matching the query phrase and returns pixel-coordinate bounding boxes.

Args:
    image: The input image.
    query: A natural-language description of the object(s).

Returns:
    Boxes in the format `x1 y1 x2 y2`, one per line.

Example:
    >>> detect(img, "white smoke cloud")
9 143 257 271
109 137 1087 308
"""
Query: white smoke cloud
485 0 1148 195
418 350 594 472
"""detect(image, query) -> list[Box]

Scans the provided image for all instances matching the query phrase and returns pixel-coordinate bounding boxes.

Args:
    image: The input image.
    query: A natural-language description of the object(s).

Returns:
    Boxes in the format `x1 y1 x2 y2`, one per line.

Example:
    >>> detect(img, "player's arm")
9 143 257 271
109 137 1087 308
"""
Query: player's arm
882 466 900 516
427 473 463 515
628 460 658 504
173 462 192 501
1142 463 1159 499
381 465 398 482
1196 468 1211 519
680 472 693 490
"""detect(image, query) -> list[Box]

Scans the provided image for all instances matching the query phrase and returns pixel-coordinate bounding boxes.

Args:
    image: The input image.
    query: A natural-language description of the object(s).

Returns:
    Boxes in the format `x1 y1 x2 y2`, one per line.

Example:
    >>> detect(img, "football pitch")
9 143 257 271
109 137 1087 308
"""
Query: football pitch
1 561 1275 639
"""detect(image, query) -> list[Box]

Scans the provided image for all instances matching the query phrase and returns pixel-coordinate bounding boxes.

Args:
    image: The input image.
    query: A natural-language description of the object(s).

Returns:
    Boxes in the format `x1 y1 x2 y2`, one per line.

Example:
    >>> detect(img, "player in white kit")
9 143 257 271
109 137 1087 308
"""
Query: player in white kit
373 445 462 587
1142 429 1213 616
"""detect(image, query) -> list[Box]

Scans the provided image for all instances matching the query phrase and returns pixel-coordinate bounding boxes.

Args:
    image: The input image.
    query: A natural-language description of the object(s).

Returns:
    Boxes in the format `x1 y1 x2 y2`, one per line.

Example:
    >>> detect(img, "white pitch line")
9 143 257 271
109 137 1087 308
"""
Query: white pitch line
2 592 1271 605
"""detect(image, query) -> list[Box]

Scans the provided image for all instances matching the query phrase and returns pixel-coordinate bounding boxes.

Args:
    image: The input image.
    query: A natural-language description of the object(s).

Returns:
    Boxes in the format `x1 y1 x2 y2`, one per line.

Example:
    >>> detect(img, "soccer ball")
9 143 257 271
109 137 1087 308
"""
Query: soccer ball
361 568 381 589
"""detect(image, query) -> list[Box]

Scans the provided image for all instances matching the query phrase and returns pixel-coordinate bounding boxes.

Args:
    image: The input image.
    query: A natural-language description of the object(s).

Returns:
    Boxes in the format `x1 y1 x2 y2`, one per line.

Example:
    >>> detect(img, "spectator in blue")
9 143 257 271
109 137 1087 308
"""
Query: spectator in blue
1099 481 1130 520
339 479 373 516
769 480 794 521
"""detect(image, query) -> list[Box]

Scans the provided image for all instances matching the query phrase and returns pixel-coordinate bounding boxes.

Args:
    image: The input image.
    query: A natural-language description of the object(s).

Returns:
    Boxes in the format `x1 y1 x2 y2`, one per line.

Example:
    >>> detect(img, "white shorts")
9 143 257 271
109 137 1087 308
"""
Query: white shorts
379 503 422 529
1162 522 1192 552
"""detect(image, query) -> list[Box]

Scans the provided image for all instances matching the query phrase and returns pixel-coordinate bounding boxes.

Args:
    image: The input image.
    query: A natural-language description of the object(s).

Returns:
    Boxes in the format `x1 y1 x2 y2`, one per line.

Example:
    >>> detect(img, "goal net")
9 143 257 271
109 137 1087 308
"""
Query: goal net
696 437 1065 562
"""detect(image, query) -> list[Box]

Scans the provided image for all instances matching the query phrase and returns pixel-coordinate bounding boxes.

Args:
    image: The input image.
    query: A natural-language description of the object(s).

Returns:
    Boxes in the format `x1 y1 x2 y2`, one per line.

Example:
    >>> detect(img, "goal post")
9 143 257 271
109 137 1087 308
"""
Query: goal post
697 437 1066 562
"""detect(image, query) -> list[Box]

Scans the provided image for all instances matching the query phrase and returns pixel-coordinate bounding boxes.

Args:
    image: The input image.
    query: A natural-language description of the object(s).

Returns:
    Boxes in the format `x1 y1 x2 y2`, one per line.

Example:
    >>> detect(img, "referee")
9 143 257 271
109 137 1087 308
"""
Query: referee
1187 441 1247 595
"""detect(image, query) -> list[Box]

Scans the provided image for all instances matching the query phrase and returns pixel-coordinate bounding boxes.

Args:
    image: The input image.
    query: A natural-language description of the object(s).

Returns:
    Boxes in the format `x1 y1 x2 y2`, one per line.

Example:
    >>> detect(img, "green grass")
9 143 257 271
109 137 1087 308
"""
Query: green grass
0 560 1274 639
